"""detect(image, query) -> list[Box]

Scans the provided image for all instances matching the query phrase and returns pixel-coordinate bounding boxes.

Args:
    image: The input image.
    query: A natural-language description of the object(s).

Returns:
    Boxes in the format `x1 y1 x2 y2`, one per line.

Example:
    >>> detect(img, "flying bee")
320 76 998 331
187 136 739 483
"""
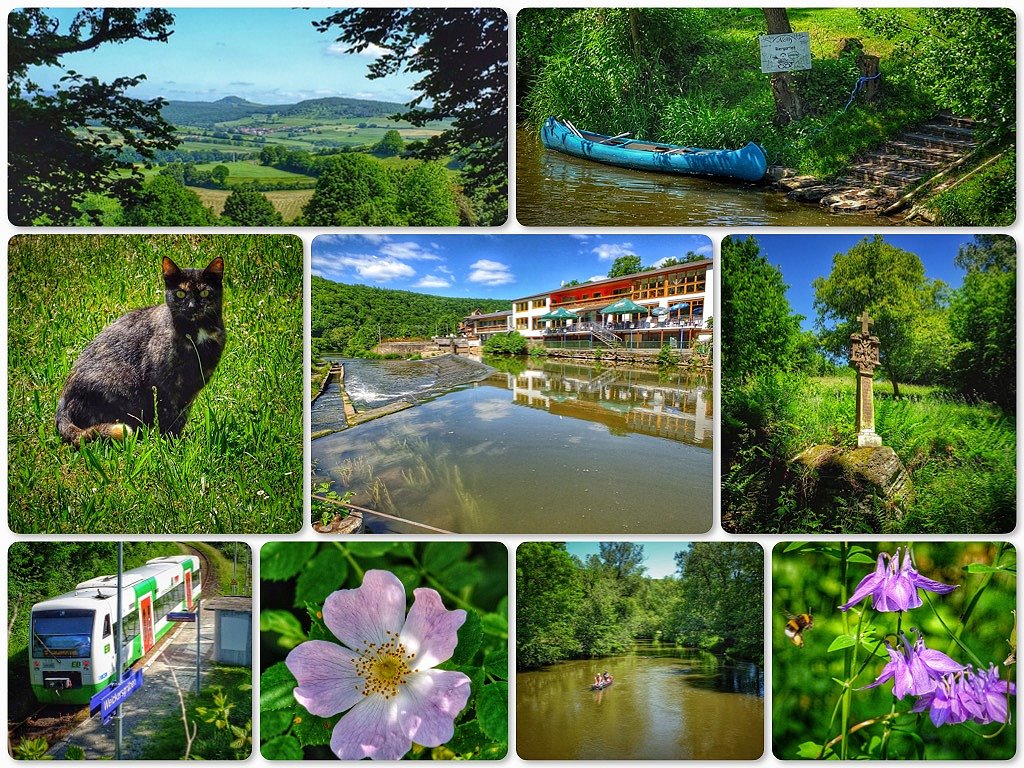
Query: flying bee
784 612 814 648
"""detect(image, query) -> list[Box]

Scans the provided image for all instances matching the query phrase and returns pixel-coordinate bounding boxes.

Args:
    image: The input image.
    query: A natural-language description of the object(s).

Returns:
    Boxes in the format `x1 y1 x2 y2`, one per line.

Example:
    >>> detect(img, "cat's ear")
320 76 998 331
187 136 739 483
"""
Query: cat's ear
204 257 224 277
162 257 181 278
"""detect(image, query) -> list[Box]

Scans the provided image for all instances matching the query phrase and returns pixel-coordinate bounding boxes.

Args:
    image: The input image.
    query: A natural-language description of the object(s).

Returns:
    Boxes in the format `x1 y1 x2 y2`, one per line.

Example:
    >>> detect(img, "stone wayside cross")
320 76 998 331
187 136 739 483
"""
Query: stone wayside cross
849 311 882 447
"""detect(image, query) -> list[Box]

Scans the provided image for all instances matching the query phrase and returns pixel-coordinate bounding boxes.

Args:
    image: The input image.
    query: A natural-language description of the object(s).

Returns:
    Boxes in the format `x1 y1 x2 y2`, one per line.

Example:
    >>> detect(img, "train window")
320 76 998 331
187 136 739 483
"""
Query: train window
31 609 94 659
193 569 201 588
102 614 111 638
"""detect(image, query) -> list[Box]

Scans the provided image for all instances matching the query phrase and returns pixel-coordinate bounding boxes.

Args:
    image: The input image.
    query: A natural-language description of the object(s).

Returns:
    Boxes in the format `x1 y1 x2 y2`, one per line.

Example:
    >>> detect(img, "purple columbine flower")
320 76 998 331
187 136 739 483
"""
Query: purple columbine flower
839 547 958 612
864 631 964 699
285 569 472 760
911 664 1016 727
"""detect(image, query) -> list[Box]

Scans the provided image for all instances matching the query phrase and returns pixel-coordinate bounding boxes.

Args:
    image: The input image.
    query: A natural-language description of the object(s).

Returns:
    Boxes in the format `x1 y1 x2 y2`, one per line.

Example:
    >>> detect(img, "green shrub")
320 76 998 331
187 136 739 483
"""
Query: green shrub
931 151 1016 226
482 331 528 355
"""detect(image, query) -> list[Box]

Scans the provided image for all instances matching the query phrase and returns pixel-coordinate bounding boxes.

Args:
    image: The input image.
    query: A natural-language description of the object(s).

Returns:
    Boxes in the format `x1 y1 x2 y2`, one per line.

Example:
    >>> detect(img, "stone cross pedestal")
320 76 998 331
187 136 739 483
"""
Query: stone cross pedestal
849 311 882 447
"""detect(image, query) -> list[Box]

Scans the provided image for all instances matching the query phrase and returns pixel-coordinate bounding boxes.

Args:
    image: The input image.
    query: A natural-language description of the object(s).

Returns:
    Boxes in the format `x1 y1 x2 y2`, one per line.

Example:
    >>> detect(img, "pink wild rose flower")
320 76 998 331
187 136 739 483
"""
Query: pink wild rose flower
286 569 472 760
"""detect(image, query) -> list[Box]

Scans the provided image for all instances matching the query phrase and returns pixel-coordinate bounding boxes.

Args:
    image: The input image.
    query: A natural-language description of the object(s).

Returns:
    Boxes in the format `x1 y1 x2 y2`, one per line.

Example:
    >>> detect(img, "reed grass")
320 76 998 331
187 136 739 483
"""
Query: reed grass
8 234 304 534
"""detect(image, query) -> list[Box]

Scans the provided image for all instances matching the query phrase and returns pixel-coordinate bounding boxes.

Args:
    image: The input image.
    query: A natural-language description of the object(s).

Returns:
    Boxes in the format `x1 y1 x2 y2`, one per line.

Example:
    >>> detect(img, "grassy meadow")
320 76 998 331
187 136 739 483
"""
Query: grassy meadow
191 187 314 221
723 371 1016 535
7 235 304 534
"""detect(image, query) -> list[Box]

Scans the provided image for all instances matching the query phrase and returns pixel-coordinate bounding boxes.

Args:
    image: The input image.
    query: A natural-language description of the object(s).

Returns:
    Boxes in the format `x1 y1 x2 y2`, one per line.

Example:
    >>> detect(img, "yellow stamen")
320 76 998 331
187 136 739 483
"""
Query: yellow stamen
352 630 418 699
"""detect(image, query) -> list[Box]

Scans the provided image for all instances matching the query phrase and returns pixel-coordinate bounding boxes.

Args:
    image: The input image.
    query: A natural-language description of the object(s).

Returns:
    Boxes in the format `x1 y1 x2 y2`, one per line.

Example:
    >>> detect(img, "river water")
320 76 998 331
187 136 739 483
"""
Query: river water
517 642 764 760
515 127 882 227
311 357 712 534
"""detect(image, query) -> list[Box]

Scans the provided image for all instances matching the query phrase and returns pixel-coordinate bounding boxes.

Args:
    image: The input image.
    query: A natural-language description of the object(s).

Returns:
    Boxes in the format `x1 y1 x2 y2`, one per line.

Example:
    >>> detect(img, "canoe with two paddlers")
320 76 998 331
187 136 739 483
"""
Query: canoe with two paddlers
540 116 768 183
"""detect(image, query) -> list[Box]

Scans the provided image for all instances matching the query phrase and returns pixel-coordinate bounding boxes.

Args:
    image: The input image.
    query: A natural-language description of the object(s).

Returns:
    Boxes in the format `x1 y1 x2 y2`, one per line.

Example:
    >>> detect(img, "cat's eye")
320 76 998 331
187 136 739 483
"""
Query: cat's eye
199 290 210 298
175 290 186 299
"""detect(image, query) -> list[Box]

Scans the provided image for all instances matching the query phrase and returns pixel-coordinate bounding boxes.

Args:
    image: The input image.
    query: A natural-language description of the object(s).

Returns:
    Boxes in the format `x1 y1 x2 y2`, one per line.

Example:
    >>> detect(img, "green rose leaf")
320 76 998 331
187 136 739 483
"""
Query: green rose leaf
262 735 304 760
295 547 348 606
262 542 318 581
292 712 341 748
305 602 333 643
484 650 508 680
260 709 294 739
796 741 823 759
447 718 484 756
442 561 482 592
481 611 507 636
452 610 483 665
260 662 298 712
345 541 398 558
423 541 470 574
260 609 306 650
476 681 508 742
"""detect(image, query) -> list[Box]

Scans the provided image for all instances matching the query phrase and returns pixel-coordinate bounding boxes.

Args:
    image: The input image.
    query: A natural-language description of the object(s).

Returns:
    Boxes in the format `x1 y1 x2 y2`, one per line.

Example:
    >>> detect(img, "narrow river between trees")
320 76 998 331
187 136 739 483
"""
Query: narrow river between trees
516 642 763 760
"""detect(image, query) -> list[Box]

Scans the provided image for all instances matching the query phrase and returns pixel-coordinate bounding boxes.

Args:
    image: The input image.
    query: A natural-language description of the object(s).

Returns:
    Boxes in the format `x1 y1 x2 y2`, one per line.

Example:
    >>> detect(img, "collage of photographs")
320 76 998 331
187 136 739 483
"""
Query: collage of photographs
3 4 1018 765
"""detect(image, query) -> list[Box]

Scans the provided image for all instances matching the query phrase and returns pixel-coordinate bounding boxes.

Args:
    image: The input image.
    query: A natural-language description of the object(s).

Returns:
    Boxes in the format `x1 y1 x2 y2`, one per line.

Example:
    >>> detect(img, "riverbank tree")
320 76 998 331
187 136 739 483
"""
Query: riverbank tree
722 235 1016 535
516 542 764 670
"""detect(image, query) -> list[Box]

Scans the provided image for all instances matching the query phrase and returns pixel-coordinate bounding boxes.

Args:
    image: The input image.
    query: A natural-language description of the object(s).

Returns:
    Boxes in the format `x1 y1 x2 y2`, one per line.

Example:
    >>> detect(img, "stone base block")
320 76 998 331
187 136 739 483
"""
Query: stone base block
857 430 883 448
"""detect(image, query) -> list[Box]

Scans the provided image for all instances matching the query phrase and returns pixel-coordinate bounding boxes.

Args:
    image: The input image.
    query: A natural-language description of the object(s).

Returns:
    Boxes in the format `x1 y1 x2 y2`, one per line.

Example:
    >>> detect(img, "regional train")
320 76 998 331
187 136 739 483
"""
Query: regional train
30 556 201 704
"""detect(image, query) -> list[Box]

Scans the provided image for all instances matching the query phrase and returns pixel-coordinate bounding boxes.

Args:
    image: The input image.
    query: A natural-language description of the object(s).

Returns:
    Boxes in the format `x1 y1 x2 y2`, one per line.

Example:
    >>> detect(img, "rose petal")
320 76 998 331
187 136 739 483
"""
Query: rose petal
395 669 472 747
330 695 411 760
324 569 408 651
286 640 364 718
400 588 467 669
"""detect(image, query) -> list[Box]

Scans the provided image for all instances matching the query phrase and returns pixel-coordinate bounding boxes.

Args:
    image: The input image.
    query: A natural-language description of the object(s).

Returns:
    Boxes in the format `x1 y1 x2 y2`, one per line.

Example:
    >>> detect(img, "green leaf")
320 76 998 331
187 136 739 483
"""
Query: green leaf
847 552 876 564
796 741 823 758
295 547 348 607
496 596 508 620
442 561 482 592
476 682 508 743
783 542 809 553
452 610 483 665
390 565 422 592
827 634 857 652
261 735 304 761
260 662 298 712
481 611 507 636
260 710 293 740
860 636 889 657
305 602 333 642
260 609 306 649
447 719 484 756
292 712 340 748
346 541 398 558
484 650 508 680
966 563 1004 574
262 542 318 581
423 541 470 574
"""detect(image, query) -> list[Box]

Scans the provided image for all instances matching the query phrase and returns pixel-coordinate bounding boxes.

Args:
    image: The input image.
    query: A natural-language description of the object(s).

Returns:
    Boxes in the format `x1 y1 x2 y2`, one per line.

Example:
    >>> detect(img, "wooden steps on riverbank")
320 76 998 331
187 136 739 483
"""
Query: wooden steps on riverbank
781 114 982 215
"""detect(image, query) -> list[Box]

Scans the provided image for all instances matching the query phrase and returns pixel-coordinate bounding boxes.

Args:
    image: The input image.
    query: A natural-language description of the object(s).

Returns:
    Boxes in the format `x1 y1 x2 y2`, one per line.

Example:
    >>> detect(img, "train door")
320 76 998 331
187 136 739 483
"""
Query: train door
185 570 194 610
140 596 154 653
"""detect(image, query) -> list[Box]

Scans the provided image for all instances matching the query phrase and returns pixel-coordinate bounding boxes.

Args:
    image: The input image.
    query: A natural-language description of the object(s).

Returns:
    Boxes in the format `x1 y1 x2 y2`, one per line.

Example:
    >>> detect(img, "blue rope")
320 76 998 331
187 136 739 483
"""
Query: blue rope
843 72 882 112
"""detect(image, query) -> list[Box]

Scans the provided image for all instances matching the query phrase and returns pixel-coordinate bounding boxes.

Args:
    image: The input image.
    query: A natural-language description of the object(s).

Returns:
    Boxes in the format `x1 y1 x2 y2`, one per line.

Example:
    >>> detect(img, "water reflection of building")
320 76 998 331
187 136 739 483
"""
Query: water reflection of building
500 260 713 350
488 363 713 448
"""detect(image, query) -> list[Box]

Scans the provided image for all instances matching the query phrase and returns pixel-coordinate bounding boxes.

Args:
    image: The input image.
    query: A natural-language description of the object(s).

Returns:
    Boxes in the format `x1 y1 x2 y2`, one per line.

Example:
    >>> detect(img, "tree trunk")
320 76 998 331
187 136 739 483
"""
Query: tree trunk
885 364 901 398
763 8 805 126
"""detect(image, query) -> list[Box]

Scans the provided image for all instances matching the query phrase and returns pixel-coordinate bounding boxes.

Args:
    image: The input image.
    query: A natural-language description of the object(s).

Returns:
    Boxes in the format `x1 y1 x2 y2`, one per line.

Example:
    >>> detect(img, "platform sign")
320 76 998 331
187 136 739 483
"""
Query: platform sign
759 32 811 73
90 669 143 724
168 611 196 622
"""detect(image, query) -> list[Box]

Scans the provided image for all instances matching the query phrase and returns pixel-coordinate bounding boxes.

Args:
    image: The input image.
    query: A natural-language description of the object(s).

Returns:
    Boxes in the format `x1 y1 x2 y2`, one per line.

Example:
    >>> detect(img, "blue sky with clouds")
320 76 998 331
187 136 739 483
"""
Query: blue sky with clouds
26 8 423 103
563 542 692 579
312 234 713 299
732 234 984 330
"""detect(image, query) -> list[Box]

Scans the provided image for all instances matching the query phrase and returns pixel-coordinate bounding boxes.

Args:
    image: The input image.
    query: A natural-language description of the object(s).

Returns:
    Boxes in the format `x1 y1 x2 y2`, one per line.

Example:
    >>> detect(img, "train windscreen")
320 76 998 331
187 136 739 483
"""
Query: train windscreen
31 609 95 659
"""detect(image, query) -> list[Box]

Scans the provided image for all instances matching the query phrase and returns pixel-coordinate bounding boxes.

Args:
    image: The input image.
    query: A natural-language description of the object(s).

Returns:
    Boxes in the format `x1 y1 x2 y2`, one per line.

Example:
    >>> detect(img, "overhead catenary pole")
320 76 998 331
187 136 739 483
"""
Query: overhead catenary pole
195 600 202 695
115 543 123 760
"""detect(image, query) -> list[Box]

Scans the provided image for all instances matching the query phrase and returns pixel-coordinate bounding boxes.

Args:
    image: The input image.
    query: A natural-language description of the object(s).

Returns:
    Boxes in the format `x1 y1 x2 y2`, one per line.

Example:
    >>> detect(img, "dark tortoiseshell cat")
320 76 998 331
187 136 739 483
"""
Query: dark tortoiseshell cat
56 257 226 446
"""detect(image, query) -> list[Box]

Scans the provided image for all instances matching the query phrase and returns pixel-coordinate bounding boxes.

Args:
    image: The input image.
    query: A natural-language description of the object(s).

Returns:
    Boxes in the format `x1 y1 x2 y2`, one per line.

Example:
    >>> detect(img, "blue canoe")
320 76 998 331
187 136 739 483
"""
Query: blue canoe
541 116 768 183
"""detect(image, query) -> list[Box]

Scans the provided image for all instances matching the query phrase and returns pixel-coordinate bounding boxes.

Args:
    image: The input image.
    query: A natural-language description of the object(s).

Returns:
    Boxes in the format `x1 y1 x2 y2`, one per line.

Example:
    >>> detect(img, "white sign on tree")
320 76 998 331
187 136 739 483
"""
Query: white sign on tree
759 32 811 73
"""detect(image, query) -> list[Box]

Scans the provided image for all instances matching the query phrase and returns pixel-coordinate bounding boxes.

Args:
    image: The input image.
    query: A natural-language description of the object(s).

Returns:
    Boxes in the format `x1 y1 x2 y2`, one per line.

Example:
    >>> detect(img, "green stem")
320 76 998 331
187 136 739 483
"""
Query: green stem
881 613 903 759
923 591 984 667
953 542 1007 650
840 542 852 761
334 542 364 581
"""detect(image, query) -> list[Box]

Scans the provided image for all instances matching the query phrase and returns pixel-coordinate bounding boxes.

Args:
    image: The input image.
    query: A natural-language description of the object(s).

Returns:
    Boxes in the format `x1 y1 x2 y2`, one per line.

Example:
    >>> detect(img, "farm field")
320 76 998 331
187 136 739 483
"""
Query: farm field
192 187 313 221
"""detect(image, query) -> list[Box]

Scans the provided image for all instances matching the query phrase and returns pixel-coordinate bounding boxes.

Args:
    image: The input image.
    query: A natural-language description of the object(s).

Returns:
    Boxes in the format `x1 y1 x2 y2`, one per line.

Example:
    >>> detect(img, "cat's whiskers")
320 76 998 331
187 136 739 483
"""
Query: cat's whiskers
185 333 207 387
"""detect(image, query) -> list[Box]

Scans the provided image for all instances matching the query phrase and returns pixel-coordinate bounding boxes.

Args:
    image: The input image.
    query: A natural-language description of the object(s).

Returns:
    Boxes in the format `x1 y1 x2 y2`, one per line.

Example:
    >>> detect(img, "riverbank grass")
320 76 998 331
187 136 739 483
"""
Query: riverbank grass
7 235 303 534
723 372 1015 534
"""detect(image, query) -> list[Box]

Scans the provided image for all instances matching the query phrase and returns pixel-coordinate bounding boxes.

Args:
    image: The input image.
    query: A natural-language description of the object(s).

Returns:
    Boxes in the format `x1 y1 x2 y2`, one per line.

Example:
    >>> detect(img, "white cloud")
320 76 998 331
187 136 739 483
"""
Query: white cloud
312 252 415 283
326 41 390 59
587 274 605 283
415 275 452 289
380 241 441 261
695 243 712 255
468 259 515 286
592 242 635 261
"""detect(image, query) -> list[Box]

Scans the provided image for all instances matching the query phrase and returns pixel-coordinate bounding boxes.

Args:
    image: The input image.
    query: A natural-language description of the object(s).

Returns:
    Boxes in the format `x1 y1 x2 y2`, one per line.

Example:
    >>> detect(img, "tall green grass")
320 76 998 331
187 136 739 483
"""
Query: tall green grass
8 235 304 534
723 371 1015 534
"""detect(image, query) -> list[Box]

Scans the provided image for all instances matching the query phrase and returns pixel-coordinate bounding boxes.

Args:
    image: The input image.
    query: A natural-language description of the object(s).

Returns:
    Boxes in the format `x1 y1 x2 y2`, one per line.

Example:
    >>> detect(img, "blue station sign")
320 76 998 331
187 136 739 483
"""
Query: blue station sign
167 611 196 622
90 669 144 724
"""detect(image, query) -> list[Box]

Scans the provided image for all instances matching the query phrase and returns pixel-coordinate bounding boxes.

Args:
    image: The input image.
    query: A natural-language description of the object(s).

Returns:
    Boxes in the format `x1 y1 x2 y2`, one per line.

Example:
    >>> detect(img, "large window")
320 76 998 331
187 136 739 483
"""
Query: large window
31 609 95 659
515 301 528 312
531 299 546 309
